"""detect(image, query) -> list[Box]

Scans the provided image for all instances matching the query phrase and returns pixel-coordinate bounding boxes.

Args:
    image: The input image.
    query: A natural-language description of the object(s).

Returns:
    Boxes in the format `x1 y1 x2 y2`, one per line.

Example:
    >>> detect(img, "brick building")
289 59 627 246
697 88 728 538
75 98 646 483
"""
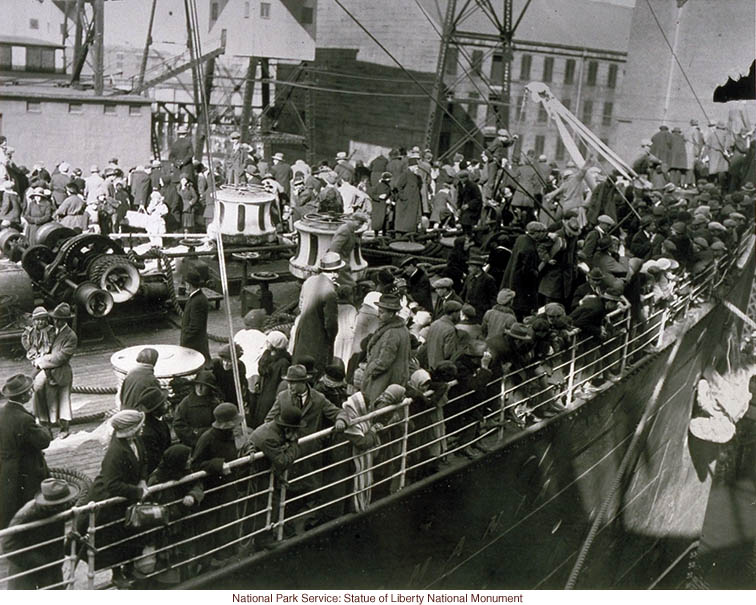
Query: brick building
276 0 632 164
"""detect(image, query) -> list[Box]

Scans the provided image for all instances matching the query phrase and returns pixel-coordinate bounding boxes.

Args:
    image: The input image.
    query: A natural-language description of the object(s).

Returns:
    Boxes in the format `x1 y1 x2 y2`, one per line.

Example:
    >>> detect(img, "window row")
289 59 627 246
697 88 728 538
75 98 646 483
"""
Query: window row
25 101 143 116
479 53 619 88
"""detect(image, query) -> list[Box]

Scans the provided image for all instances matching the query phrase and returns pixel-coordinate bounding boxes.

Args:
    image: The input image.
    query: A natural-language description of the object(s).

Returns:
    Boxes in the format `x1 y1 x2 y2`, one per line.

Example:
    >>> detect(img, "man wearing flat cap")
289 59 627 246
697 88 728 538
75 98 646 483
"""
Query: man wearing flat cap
362 294 411 404
582 214 615 265
0 374 52 529
431 276 462 320
426 299 462 369
501 221 547 319
31 303 78 438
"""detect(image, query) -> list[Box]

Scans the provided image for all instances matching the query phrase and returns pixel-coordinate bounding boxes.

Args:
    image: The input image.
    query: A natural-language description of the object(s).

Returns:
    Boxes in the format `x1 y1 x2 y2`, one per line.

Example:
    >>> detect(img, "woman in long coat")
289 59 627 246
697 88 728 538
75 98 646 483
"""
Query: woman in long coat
394 164 422 233
178 177 198 231
22 189 54 243
80 410 148 578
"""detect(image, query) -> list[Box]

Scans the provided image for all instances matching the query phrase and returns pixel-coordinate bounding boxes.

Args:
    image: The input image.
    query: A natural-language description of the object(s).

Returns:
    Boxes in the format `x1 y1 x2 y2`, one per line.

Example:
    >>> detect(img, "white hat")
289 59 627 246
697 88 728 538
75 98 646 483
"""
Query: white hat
335 151 348 161
90 165 99 173
273 152 284 161
59 162 71 173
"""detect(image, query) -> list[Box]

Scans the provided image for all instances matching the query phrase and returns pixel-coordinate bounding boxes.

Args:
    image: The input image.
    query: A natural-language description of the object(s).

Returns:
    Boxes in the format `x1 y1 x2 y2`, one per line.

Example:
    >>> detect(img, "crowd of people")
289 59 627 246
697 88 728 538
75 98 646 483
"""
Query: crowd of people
0 117 753 589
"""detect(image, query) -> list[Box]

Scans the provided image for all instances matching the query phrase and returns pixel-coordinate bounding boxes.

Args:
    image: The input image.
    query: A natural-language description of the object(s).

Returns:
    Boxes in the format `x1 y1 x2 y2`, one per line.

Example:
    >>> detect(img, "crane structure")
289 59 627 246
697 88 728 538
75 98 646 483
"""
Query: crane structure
524 82 635 179
423 0 534 157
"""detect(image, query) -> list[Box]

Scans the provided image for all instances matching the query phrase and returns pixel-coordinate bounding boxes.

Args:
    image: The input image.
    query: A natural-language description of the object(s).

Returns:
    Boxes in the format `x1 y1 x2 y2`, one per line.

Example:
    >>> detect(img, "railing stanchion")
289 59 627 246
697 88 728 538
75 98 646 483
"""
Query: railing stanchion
86 507 96 590
620 307 631 375
275 471 288 542
498 379 508 439
265 471 275 529
565 332 578 407
398 399 410 491
656 307 668 348
64 518 78 589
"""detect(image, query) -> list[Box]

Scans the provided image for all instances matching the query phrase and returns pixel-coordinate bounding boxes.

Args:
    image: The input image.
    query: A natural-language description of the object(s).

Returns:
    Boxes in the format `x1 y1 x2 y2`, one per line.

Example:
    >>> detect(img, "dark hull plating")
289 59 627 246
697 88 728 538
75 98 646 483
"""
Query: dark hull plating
191 248 755 590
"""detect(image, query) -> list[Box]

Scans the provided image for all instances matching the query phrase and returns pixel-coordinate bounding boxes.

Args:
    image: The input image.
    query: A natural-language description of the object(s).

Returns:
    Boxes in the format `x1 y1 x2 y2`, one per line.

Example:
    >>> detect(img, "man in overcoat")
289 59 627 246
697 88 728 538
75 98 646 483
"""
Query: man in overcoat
361 294 411 404
180 266 210 361
426 300 462 370
292 253 342 374
32 303 78 437
400 257 433 313
461 255 498 320
501 221 546 318
0 374 52 529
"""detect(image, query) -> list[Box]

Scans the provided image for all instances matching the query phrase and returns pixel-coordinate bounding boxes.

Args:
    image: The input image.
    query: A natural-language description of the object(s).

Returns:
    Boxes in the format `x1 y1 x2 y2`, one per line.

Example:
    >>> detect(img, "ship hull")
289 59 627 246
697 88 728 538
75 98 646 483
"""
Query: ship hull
189 247 755 590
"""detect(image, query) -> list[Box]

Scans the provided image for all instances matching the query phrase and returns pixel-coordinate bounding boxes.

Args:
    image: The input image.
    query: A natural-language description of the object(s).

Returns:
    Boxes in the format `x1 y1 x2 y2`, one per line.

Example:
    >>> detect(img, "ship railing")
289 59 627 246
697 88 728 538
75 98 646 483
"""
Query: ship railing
0 240 748 589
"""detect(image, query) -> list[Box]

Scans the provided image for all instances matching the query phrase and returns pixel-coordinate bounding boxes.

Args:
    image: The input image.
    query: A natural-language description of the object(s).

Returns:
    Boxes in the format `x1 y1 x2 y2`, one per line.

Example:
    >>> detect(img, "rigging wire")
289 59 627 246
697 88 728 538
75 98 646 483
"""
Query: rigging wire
643 0 711 124
186 0 248 434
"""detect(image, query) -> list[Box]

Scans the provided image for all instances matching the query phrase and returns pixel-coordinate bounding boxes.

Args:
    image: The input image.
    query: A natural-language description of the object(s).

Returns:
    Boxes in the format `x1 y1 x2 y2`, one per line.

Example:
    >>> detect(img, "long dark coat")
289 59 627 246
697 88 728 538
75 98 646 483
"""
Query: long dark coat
538 231 579 303
501 234 540 316
369 181 391 232
361 315 411 404
394 169 421 233
650 129 673 166
461 270 498 320
130 169 151 207
369 155 388 186
0 401 51 529
292 274 339 374
141 413 171 475
119 363 160 410
253 348 291 429
173 391 217 448
407 268 433 313
180 289 210 361
211 357 249 409
85 436 147 570
457 180 483 226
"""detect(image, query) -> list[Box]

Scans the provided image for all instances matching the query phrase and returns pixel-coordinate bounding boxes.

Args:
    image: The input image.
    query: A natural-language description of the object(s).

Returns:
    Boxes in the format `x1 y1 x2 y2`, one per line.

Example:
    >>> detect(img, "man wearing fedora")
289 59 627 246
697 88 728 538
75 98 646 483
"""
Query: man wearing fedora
362 294 411 405
270 152 293 197
3 477 79 589
137 387 171 474
180 265 211 362
250 402 306 546
292 252 342 375
264 365 348 528
461 254 498 320
31 303 78 438
0 374 52 529
399 256 433 313
169 124 195 184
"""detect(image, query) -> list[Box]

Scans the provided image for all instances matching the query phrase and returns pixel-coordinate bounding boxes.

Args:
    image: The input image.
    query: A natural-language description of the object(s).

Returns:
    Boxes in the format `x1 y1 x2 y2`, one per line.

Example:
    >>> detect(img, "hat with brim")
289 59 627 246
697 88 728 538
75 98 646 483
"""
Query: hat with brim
111 409 145 438
284 364 309 382
319 252 346 272
137 387 168 414
742 182 756 193
468 256 486 266
31 306 48 319
376 293 401 311
50 303 75 320
276 404 307 429
35 478 80 508
192 369 218 390
322 374 345 389
398 256 417 268
212 402 241 430
507 323 534 341
1 374 34 399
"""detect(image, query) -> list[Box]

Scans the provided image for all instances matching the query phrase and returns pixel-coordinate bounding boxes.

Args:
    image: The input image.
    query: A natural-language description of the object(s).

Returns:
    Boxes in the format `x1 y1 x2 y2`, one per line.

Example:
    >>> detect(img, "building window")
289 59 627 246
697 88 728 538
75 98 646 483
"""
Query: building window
564 59 575 85
602 101 613 126
27 101 41 113
519 54 531 81
561 98 571 111
260 2 270 18
104 104 117 115
243 2 250 18
29 19 39 30
211 2 219 20
586 61 598 86
542 56 553 83
445 46 458 76
68 103 83 114
300 6 314 24
537 105 548 124
607 63 618 89
490 54 503 82
0 45 11 70
471 50 483 77
555 139 565 161
582 100 593 124
535 135 545 156
129 105 142 116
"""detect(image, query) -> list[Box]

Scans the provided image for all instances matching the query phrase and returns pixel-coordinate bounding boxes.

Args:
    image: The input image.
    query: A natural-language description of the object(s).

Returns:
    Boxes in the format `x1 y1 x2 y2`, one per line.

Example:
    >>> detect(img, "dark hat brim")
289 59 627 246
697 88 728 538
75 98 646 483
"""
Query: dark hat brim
35 482 80 507
276 418 307 429
1 376 34 398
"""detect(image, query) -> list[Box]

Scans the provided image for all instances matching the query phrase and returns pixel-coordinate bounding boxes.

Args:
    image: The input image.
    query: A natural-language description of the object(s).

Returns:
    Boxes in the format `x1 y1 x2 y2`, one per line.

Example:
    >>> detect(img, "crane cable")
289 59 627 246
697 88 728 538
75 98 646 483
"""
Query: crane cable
186 0 248 435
